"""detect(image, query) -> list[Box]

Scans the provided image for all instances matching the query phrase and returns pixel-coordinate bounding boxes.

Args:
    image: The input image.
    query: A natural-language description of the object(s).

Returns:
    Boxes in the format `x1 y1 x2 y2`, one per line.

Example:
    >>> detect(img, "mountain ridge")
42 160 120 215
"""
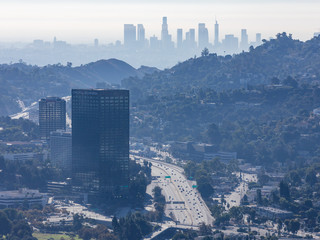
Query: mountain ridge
0 59 158 116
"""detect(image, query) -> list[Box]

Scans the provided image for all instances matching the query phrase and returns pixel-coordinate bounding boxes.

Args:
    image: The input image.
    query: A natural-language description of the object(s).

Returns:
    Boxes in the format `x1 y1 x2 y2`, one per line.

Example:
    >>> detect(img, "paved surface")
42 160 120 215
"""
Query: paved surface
137 156 214 227
224 172 257 209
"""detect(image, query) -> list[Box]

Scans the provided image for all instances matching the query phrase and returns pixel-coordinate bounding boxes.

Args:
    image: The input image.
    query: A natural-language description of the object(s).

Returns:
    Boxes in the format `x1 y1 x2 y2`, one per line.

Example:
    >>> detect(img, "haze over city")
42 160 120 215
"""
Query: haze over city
0 0 319 43
1 0 320 239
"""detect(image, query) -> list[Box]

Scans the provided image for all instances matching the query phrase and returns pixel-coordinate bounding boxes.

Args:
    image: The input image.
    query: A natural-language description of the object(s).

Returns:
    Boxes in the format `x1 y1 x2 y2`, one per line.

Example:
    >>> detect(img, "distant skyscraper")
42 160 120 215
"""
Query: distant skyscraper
94 39 99 47
222 34 239 54
161 17 169 43
72 89 129 200
50 130 72 173
124 24 136 48
256 33 262 45
39 97 66 140
137 24 146 48
150 35 160 49
189 29 196 48
177 29 183 48
161 17 173 49
240 29 248 51
214 20 220 47
198 23 209 49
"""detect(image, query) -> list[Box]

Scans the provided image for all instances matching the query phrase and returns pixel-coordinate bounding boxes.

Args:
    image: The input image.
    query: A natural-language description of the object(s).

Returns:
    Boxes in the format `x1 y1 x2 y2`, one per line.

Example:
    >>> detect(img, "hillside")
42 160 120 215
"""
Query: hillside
123 33 320 100
0 59 157 116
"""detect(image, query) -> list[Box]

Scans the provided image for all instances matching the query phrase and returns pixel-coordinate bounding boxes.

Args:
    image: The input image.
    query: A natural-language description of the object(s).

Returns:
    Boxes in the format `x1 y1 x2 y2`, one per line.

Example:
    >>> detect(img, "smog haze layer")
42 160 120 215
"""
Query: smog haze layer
0 0 319 43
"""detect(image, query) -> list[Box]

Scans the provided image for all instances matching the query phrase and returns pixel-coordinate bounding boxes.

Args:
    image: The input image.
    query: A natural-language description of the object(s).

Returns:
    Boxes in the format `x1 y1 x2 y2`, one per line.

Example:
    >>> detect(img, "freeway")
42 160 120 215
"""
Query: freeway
135 156 214 227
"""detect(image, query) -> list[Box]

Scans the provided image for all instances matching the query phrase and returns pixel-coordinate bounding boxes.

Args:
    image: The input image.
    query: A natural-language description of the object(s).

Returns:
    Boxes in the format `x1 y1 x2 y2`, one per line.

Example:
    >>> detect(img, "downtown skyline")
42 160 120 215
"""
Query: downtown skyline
0 0 319 43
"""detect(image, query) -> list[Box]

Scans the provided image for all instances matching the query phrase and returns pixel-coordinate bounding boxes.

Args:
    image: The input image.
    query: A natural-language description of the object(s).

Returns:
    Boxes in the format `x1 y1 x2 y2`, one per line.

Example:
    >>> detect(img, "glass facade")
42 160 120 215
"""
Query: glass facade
72 89 129 199
39 97 66 140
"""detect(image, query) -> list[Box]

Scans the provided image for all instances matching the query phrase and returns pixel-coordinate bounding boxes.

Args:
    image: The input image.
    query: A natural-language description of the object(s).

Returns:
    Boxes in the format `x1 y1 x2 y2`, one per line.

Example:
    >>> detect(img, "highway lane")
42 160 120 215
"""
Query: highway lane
135 156 214 227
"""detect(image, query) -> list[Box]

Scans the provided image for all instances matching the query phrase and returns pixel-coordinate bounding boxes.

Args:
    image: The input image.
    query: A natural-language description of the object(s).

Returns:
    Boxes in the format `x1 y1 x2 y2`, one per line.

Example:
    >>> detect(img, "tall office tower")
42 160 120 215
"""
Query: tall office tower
161 17 169 43
137 24 146 48
124 24 136 48
184 29 196 49
189 29 196 48
240 29 249 51
177 29 183 48
198 23 209 49
185 32 190 44
222 34 239 54
150 35 160 49
161 16 173 49
50 130 72 173
72 89 129 200
94 38 99 47
39 97 66 140
214 20 220 47
256 33 262 46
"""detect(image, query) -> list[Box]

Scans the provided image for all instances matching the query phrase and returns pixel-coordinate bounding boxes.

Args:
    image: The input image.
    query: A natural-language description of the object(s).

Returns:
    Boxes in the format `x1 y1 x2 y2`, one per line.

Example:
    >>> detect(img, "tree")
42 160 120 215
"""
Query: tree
207 123 221 144
279 181 290 200
306 170 317 185
112 216 120 235
256 189 262 204
288 220 300 234
283 76 298 88
78 228 93 240
73 214 83 231
199 223 212 236
270 77 280 85
10 220 35 239
201 48 209 57
276 219 283 235
0 210 12 236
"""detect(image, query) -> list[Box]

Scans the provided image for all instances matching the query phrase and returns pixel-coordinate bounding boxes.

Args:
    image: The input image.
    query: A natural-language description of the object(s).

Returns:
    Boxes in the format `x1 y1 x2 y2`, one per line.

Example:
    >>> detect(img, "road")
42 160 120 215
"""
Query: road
136 156 214 227
224 172 257 209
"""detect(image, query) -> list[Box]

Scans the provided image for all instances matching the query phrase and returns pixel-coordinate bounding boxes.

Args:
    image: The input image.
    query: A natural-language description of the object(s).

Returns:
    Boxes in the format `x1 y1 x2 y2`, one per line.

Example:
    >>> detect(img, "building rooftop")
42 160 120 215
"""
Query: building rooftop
0 188 44 199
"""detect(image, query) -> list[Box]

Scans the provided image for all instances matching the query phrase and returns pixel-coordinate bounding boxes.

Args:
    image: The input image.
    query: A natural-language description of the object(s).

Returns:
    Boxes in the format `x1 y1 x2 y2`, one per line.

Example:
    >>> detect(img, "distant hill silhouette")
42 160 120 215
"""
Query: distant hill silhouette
0 59 158 116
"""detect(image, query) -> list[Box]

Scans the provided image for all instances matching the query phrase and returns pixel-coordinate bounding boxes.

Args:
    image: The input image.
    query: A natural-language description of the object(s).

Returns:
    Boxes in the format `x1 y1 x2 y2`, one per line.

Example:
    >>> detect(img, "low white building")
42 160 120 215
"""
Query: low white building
3 152 37 161
255 206 293 220
0 188 48 208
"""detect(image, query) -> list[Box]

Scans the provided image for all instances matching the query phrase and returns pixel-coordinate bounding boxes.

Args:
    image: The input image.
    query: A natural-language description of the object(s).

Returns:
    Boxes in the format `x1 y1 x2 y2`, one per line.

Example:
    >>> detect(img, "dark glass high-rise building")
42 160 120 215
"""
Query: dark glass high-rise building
72 89 129 200
39 97 66 140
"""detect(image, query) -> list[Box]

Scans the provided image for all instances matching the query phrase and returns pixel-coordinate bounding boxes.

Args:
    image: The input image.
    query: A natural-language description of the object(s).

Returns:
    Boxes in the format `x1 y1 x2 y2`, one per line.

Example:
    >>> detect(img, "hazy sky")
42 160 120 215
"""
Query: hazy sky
0 0 319 44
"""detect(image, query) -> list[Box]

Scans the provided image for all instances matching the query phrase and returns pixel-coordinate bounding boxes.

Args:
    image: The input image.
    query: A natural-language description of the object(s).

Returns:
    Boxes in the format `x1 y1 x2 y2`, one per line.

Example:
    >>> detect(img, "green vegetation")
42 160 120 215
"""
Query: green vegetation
130 82 320 168
183 158 238 199
33 233 81 240
0 208 37 240
123 33 320 98
0 157 64 190
0 59 153 116
0 116 39 142
113 213 153 240
146 186 166 221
